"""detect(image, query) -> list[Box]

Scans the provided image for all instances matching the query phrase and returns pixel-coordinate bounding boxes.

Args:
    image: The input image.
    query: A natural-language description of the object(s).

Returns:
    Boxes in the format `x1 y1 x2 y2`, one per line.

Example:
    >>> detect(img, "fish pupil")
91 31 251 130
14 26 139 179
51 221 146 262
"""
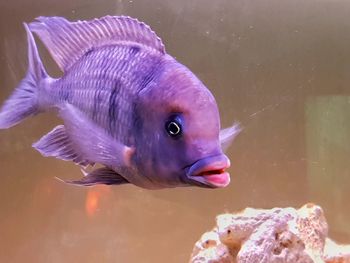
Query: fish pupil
165 116 182 138
168 122 180 135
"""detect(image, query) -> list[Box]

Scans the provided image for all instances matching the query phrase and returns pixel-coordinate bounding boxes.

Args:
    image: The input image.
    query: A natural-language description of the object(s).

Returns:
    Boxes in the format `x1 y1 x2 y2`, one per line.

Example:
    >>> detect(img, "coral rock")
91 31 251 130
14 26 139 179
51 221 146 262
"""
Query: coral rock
190 204 350 263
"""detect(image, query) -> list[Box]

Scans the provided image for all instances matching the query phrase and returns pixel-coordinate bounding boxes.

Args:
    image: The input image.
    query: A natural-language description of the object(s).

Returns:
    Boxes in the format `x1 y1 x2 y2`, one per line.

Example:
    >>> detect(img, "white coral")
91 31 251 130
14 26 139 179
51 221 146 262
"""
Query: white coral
190 204 350 263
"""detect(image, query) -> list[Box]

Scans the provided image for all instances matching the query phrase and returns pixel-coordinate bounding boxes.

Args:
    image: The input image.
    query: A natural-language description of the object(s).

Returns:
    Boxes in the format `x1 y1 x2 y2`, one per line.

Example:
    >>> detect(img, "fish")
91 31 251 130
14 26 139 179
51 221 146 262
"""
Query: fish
0 16 241 189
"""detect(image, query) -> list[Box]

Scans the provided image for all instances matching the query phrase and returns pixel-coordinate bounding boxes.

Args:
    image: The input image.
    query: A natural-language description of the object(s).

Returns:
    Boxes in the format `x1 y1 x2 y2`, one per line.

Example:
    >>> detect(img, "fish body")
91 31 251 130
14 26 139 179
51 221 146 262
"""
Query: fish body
0 16 240 189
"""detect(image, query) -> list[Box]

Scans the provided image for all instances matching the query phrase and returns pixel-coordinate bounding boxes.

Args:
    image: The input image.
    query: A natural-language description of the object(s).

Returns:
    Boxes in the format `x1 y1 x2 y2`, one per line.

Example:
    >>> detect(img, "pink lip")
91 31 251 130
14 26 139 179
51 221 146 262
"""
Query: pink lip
186 155 231 188
201 172 230 186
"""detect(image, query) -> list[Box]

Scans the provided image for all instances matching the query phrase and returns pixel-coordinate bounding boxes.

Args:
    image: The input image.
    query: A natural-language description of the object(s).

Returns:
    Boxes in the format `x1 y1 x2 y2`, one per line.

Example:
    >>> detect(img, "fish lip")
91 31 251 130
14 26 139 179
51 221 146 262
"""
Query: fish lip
185 154 231 188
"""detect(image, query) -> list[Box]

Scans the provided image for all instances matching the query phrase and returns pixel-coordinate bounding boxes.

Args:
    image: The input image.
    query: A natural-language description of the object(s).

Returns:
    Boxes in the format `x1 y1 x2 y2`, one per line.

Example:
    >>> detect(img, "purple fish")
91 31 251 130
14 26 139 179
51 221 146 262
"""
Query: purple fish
0 16 240 189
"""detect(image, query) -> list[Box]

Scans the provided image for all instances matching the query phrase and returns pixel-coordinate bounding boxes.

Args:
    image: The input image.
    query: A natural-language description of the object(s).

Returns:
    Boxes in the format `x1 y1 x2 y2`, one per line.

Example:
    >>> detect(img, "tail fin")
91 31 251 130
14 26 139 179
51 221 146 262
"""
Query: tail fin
0 23 47 129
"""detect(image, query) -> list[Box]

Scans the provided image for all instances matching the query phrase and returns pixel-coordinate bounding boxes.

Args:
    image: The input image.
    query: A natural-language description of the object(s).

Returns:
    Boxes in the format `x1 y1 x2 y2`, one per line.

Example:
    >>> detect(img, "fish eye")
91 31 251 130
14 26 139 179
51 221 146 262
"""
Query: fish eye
165 115 182 138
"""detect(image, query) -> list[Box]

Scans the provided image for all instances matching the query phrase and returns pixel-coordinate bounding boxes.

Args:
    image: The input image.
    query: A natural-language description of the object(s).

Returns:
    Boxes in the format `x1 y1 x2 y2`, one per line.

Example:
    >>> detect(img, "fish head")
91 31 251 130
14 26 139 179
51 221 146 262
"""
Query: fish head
134 59 231 189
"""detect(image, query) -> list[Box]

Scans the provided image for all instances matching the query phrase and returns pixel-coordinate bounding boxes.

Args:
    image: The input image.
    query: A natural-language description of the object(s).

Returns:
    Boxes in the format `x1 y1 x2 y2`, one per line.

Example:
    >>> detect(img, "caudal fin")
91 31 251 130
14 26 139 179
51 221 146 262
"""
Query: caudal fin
0 23 47 129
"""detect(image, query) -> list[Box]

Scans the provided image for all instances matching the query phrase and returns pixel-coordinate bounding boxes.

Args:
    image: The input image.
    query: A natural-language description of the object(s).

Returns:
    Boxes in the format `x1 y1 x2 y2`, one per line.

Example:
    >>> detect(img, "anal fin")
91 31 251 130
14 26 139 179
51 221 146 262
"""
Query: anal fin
62 167 129 186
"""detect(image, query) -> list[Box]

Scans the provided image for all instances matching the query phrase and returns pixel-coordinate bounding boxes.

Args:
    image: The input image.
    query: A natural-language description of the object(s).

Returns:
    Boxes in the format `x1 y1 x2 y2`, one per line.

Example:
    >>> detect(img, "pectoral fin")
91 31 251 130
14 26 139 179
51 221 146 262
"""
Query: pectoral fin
33 125 93 166
33 103 134 168
61 167 129 186
219 122 242 152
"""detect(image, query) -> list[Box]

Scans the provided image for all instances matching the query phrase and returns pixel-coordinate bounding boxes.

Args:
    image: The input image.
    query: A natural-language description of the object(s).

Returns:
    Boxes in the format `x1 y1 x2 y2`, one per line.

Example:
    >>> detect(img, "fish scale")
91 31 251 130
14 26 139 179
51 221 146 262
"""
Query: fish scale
49 44 158 144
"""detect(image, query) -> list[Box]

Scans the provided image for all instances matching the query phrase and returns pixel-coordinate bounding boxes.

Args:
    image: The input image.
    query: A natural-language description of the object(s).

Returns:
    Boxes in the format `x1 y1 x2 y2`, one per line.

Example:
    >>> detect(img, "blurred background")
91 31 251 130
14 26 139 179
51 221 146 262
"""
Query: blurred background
0 0 349 262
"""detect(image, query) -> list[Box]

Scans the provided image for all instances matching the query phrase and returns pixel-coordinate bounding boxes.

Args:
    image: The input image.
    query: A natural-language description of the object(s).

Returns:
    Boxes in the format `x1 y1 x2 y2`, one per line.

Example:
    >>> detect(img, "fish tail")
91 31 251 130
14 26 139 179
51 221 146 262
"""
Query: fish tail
0 23 49 129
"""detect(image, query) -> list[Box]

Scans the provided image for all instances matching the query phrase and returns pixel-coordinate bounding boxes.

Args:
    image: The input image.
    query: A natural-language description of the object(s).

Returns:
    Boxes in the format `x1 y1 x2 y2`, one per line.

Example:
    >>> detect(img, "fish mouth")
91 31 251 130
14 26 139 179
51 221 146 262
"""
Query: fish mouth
186 154 231 188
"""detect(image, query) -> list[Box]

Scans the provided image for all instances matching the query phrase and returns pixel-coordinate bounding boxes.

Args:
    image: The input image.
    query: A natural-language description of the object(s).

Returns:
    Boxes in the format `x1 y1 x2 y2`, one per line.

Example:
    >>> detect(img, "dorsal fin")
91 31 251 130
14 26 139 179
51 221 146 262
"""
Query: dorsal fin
29 16 166 72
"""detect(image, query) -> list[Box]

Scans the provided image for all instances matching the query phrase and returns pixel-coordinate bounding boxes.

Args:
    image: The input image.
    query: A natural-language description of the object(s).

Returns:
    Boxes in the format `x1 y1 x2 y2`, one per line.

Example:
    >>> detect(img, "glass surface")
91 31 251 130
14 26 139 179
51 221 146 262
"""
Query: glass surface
0 0 349 262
